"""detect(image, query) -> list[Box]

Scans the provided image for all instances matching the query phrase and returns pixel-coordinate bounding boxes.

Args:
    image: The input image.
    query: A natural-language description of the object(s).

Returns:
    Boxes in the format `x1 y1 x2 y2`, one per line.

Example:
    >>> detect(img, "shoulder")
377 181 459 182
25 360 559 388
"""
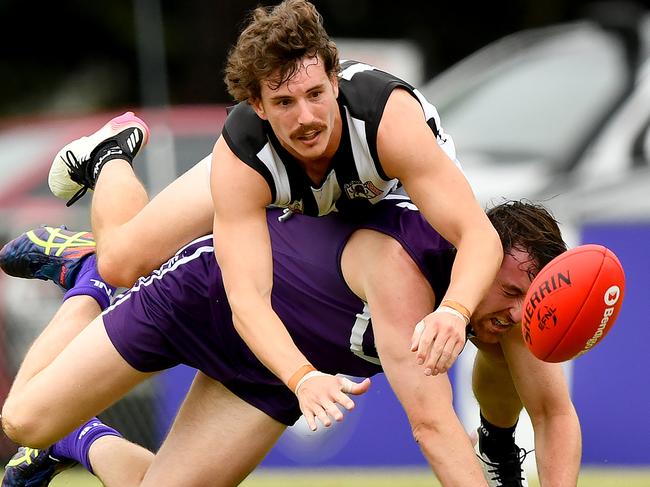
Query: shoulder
342 226 427 303
361 198 454 264
338 61 419 121
339 60 415 88
222 102 268 154
210 136 273 208
218 104 277 201
345 198 454 295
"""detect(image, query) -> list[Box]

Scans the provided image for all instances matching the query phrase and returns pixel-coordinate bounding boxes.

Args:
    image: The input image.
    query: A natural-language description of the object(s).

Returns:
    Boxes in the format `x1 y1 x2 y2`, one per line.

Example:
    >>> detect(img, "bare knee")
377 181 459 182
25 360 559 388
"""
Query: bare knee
412 419 445 445
96 246 148 288
2 398 52 448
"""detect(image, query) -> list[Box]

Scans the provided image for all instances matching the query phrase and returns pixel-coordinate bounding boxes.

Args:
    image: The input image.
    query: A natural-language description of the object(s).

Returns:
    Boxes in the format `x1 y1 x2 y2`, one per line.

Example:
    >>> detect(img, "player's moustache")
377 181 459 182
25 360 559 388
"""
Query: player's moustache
292 123 327 138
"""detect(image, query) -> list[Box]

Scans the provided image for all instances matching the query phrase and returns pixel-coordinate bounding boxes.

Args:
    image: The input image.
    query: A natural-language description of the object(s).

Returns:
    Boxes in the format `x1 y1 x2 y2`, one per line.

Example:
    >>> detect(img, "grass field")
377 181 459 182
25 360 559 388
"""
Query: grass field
6 466 647 486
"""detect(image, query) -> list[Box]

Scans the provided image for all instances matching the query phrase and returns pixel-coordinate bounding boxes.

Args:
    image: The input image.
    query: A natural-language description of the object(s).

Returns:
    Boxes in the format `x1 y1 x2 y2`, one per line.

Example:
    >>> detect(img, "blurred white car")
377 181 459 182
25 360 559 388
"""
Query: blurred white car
420 8 650 472
420 7 650 226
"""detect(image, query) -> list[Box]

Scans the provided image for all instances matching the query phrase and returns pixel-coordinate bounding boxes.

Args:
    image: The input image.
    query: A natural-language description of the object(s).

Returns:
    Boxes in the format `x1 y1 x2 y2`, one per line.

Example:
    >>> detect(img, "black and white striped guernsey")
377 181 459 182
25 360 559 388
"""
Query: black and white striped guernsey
221 60 458 217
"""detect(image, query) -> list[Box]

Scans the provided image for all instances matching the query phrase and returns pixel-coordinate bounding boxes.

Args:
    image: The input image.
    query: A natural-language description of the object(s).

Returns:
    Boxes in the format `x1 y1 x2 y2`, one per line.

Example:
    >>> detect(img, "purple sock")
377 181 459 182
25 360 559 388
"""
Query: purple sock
63 254 115 310
52 417 122 474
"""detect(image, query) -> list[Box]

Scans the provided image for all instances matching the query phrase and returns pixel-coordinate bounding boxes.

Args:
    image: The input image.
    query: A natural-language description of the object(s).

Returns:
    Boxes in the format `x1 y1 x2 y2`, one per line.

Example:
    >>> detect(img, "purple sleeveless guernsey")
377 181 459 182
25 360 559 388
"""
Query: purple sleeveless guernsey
102 196 454 425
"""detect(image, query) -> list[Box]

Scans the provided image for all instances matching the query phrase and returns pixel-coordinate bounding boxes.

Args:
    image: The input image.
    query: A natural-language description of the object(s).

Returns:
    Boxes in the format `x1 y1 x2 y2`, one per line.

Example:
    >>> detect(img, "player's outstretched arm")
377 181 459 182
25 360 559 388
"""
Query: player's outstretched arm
210 137 367 429
501 328 581 485
341 229 487 486
377 89 502 375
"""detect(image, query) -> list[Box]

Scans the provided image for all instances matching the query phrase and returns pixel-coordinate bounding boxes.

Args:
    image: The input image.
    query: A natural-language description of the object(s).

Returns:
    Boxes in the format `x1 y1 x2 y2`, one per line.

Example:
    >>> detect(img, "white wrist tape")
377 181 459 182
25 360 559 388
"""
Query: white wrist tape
340 377 356 394
295 370 327 394
434 305 469 324
414 320 426 335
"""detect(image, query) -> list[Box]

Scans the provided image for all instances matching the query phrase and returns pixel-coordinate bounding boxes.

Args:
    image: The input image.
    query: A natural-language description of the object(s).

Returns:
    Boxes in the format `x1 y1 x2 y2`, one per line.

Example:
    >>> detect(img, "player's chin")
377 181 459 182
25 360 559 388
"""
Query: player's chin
294 140 325 159
475 319 512 343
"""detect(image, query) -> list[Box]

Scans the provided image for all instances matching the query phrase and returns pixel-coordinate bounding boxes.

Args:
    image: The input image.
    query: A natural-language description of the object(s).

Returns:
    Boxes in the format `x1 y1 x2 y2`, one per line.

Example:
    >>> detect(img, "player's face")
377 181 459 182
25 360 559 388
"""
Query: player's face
251 55 341 166
470 248 535 344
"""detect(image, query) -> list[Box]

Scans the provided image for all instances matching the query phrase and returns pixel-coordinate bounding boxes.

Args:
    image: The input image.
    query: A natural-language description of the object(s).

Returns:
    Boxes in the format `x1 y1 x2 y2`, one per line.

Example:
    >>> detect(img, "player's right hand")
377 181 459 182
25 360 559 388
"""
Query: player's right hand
295 374 371 431
410 309 466 376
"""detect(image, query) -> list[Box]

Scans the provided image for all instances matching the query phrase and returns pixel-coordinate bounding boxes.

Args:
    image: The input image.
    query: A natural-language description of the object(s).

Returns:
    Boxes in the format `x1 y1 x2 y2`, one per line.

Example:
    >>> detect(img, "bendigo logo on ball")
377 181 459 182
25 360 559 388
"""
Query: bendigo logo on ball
578 285 621 356
522 269 571 345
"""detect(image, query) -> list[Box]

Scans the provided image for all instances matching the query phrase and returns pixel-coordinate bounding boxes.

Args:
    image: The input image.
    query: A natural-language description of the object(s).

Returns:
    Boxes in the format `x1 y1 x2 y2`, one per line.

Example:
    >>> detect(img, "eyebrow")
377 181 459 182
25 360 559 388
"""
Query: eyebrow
503 283 525 295
267 83 327 102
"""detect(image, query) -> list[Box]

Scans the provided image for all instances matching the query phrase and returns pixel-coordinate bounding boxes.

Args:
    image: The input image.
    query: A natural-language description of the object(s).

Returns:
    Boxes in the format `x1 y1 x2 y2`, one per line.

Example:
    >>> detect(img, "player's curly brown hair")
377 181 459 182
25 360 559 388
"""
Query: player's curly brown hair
487 199 567 278
224 0 340 102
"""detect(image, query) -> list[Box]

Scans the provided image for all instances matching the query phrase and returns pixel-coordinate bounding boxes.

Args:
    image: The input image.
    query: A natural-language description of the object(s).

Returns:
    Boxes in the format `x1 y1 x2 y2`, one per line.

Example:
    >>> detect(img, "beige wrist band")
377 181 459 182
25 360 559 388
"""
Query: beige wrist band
439 299 471 323
287 364 316 393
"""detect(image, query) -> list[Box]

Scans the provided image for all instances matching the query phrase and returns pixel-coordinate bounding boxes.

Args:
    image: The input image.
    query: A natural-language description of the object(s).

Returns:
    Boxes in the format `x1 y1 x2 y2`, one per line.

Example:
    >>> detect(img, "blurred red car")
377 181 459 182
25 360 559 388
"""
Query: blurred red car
0 105 227 234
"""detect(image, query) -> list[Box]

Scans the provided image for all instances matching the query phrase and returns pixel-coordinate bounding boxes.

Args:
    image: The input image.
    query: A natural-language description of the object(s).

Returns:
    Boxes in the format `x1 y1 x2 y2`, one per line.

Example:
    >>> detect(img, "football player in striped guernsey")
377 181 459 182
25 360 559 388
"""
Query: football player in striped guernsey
45 1 502 408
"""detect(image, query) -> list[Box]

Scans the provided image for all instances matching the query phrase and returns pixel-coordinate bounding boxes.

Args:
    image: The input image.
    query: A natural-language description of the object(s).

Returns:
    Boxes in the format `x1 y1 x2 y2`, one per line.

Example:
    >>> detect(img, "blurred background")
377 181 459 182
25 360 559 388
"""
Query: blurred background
1 0 650 485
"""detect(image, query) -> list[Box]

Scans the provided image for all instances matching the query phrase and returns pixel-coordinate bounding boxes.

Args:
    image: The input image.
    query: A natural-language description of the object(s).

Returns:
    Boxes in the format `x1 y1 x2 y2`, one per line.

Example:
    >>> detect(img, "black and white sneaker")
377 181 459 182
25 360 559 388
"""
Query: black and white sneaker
48 111 150 206
475 427 532 487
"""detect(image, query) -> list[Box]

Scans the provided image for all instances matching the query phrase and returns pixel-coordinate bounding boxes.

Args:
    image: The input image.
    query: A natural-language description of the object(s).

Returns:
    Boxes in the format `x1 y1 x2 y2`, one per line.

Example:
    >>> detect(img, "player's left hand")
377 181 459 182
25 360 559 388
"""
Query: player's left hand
410 310 466 375
295 374 371 431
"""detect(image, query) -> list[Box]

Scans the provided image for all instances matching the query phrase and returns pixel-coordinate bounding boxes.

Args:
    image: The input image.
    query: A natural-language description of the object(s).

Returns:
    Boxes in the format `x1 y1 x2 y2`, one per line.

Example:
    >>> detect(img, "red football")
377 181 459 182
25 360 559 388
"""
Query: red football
522 244 625 362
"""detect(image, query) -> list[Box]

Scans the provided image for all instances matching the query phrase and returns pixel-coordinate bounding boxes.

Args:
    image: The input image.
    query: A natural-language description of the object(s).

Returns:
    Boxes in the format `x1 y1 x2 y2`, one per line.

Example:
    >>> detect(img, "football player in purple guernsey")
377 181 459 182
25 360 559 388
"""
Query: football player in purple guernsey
0 197 579 487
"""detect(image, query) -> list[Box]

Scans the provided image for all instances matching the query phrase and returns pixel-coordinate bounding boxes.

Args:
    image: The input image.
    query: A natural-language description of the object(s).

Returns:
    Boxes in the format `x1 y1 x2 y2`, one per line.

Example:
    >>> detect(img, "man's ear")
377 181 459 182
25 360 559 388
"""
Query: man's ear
330 74 339 99
249 98 267 120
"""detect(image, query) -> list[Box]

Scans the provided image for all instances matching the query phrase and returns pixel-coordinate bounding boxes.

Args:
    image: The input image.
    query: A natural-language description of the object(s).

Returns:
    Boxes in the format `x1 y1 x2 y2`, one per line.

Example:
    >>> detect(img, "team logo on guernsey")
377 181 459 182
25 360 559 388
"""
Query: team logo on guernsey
344 180 382 200
287 199 304 214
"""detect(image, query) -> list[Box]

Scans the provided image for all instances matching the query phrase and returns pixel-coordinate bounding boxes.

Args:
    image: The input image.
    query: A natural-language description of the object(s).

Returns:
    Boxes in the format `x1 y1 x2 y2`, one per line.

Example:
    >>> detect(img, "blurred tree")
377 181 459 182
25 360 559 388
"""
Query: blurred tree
0 0 629 118
0 0 138 115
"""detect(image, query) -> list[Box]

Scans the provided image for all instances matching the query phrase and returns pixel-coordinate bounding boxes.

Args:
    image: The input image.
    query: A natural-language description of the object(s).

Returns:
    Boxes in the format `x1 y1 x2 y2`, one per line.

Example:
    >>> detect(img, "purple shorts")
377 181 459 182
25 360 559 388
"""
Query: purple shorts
99 201 436 425
102 236 301 425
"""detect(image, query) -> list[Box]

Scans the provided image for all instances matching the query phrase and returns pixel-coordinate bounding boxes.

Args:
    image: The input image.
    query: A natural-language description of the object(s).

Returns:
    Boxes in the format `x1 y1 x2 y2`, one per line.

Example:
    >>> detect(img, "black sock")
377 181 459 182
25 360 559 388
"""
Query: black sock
479 412 517 460
88 140 133 185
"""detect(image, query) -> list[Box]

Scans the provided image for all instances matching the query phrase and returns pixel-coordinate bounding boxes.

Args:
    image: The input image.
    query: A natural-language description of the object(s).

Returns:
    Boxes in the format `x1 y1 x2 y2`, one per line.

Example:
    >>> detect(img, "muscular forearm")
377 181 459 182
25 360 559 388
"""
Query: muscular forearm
444 227 502 313
533 412 581 486
209 141 317 390
229 291 309 385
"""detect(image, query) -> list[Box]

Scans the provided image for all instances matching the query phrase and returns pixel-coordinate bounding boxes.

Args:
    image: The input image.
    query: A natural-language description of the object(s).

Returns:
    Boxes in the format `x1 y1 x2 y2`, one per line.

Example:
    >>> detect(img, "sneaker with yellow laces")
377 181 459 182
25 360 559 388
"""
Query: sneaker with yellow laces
0 226 95 291
1 446 75 487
